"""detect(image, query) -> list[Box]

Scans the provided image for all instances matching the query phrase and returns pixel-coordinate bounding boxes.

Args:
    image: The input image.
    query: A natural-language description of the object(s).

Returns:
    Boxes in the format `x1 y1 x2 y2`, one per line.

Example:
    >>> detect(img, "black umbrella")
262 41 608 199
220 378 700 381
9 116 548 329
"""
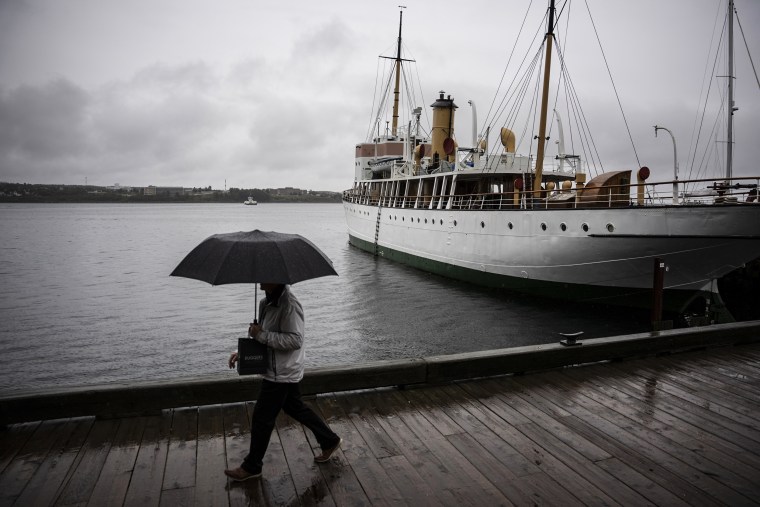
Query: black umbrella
170 229 338 285
171 230 338 322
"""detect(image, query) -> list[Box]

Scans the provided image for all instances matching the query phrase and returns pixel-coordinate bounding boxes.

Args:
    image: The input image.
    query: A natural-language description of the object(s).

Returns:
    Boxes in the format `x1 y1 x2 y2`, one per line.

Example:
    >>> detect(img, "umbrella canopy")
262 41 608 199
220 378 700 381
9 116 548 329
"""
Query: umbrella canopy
170 230 338 285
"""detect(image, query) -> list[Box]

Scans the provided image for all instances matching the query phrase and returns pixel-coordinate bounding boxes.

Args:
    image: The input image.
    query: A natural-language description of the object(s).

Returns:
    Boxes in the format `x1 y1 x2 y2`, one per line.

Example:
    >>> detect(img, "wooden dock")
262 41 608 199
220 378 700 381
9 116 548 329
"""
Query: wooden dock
2 342 760 506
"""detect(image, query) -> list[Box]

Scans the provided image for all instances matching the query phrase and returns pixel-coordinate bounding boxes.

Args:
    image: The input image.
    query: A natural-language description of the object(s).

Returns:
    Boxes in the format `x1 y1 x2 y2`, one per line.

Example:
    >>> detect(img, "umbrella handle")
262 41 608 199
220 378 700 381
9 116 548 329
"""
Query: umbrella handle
253 285 258 324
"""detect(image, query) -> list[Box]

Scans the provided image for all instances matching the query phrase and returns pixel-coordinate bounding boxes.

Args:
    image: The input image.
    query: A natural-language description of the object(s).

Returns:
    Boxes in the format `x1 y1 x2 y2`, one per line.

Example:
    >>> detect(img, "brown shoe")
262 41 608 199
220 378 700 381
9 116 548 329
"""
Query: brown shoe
314 438 342 463
224 466 262 481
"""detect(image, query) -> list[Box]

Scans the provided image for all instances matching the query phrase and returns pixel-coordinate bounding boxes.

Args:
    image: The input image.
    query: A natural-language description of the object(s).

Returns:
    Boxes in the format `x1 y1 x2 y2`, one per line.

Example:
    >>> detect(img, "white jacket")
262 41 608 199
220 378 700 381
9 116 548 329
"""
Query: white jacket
255 285 305 383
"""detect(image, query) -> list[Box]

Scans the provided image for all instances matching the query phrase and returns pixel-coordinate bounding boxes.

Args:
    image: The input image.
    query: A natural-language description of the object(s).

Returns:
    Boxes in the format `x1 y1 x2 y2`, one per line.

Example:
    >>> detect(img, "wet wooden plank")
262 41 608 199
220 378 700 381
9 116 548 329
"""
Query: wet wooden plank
432 383 541 479
317 393 405 506
124 411 172 507
387 389 510 506
0 418 72 504
12 417 93 507
87 415 146 506
221 402 264 507
375 454 438 507
195 405 228 507
563 363 760 486
711 348 760 374
307 396 370 506
159 486 194 506
473 378 613 462
360 390 461 506
594 456 692 507
448 381 614 506
538 369 753 505
399 387 463 437
605 362 760 473
346 392 440 506
647 361 760 416
0 420 39 474
675 354 760 398
163 407 198 493
254 410 298 506
611 361 760 446
334 391 400 460
528 384 721 505
512 372 721 507
257 403 326 507
55 417 120 505
633 363 760 428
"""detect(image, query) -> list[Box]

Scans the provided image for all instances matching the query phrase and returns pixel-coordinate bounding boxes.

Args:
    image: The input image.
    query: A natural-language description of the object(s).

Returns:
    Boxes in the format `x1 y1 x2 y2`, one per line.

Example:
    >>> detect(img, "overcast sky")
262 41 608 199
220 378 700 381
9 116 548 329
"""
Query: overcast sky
1 0 758 192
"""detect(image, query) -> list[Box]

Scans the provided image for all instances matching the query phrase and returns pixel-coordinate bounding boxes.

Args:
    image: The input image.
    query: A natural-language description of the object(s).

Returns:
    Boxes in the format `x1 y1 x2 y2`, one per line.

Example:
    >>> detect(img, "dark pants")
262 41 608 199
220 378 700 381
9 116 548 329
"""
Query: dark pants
242 379 339 473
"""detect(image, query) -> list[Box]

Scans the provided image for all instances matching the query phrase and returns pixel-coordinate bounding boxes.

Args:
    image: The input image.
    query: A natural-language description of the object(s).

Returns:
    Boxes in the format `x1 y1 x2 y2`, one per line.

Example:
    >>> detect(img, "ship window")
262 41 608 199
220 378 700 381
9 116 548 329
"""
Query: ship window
582 223 589 232
424 218 428 224
540 222 547 231
417 218 420 223
454 220 458 226
440 219 443 225
508 222 513 229
402 217 404 221
481 221 485 228
607 223 615 232
560 222 567 231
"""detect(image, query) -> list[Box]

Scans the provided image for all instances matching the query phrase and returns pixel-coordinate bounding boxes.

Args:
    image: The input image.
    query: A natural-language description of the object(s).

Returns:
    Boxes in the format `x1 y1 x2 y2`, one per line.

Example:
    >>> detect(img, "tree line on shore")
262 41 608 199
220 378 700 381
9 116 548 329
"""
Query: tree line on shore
0 182 342 203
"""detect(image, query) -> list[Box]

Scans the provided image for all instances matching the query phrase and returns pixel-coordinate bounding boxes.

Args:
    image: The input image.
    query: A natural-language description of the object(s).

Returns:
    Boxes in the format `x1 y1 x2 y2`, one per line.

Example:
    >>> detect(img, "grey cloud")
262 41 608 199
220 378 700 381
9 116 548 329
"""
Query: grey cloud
0 79 90 161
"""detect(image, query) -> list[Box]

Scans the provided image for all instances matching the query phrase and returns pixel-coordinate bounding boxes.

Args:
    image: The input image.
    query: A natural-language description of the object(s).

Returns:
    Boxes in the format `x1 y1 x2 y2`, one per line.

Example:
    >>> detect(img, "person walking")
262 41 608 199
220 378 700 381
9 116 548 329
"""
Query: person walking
225 283 341 481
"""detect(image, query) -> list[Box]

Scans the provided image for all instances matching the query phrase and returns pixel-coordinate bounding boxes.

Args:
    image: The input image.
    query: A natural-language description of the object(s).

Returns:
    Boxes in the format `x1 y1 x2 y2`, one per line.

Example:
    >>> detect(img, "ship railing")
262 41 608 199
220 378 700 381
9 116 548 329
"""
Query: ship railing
342 176 759 209
634 176 760 206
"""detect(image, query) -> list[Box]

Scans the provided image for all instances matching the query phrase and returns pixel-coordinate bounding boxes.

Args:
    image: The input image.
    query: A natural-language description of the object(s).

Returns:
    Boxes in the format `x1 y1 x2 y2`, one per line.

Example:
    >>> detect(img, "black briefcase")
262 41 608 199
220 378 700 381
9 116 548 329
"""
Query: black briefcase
237 338 269 375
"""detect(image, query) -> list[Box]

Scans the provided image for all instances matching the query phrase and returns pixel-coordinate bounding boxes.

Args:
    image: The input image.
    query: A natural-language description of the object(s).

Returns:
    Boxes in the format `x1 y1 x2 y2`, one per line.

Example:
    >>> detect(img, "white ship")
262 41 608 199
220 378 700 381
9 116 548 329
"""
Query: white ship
343 1 760 318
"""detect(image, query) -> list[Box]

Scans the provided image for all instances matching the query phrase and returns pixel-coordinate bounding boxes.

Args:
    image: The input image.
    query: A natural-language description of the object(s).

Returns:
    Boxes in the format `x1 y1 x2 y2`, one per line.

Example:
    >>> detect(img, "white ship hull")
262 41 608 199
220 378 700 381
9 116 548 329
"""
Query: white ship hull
345 201 760 311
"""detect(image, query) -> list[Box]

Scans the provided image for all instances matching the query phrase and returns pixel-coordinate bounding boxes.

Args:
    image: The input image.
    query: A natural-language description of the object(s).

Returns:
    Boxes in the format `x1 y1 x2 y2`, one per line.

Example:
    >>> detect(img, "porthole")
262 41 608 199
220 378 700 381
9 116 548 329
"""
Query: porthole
606 223 615 233
540 222 547 231
417 218 420 223
440 219 443 225
480 221 485 228
582 223 589 232
402 217 404 222
560 223 567 231
508 222 513 230
454 220 458 226
424 218 428 224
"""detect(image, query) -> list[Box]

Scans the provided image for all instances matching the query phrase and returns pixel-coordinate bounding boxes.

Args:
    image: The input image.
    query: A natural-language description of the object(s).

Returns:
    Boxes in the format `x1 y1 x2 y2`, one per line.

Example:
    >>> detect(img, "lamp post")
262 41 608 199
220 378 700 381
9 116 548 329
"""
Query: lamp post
654 125 679 204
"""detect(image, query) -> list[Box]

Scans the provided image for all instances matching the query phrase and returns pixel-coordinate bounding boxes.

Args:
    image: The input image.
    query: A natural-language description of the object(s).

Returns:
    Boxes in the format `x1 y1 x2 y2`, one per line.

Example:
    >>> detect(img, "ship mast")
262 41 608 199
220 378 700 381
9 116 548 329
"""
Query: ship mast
726 0 735 179
533 0 556 199
391 7 405 137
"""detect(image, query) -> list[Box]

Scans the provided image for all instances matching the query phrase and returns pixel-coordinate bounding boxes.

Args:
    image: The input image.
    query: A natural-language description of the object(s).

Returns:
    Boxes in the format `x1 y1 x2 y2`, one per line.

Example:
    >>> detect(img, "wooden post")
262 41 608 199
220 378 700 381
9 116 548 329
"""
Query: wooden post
652 257 665 328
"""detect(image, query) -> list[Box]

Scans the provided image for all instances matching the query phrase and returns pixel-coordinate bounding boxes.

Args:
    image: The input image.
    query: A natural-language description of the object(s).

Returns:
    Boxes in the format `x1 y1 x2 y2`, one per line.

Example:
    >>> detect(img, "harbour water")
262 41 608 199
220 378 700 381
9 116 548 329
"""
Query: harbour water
0 202 653 394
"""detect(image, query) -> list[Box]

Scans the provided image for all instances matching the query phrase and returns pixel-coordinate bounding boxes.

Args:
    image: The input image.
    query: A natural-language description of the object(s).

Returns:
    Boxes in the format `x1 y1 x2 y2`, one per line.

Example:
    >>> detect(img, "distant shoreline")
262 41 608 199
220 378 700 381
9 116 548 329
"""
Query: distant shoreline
0 197 342 204
0 182 343 204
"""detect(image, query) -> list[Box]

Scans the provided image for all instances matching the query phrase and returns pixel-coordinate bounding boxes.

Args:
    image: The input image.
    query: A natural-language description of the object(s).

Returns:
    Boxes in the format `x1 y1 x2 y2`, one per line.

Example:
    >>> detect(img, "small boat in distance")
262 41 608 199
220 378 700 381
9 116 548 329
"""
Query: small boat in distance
243 196 258 206
343 1 760 320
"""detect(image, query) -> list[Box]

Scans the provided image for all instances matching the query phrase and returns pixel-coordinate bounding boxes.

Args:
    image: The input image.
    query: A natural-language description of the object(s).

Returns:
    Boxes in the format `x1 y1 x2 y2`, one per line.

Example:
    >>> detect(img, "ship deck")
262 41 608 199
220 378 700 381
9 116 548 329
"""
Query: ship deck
2 342 760 506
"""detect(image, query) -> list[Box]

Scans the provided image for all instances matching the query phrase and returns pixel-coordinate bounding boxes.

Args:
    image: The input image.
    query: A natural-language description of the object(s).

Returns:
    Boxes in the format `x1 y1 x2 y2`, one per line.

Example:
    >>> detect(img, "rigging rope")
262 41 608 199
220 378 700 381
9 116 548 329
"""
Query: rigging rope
685 1 724 183
582 0 641 169
482 0 536 136
734 5 760 91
